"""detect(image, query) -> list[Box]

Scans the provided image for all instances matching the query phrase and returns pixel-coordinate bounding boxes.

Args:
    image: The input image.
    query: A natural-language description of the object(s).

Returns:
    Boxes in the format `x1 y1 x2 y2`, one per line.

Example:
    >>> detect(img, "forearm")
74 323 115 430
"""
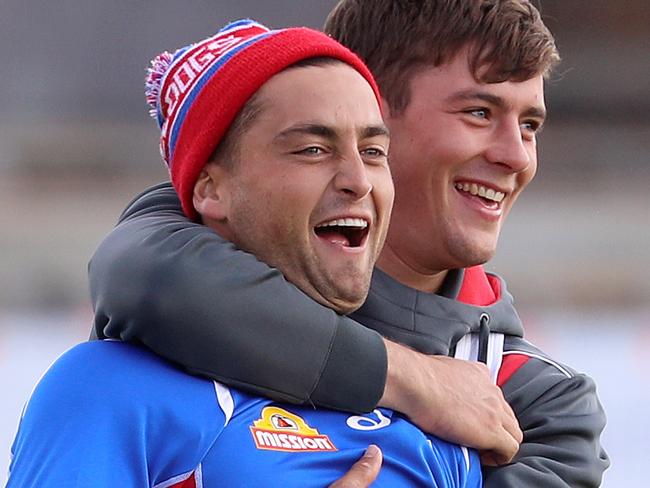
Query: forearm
379 339 433 413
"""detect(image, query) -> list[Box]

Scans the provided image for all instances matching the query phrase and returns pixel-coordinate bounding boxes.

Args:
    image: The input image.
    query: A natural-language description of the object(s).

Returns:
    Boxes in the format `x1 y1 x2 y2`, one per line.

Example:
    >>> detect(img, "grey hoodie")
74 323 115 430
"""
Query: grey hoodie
90 182 609 487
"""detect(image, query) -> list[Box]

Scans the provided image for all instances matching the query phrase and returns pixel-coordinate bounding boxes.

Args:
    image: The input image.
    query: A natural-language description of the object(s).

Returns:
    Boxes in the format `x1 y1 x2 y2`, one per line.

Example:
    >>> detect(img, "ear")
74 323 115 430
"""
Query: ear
192 163 231 222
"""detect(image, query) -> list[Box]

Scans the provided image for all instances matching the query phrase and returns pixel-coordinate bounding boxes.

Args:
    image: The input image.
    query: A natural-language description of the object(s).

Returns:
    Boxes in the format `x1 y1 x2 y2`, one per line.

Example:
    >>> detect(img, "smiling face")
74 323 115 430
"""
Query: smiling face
197 62 393 313
378 47 546 290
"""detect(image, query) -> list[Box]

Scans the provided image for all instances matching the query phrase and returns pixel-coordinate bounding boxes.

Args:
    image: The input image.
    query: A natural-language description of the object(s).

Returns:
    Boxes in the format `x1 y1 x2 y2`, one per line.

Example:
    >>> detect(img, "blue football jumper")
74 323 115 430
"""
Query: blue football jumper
8 341 481 487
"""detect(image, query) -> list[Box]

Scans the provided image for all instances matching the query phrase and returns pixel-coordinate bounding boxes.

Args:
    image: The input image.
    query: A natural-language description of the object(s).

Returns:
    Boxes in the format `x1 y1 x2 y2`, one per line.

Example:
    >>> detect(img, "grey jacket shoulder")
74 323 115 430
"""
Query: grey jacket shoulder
89 183 387 413
355 270 609 488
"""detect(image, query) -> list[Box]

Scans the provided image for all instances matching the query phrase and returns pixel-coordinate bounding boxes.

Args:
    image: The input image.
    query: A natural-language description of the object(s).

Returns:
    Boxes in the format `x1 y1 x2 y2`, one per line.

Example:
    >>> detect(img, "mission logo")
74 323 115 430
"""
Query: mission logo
250 407 337 453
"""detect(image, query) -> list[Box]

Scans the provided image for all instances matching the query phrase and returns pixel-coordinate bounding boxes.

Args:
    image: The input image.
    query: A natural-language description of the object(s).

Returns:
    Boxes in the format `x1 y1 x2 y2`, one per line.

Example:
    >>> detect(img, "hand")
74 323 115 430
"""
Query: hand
379 339 522 465
329 445 383 487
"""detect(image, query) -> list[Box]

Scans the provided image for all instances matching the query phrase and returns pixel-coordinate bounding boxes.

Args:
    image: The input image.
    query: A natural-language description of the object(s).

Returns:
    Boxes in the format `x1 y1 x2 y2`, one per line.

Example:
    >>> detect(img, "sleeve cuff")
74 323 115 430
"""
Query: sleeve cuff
309 317 387 413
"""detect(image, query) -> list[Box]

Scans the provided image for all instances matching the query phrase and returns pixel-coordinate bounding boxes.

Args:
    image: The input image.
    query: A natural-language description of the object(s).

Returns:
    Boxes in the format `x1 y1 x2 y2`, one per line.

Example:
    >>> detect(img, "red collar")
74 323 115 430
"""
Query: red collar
457 265 501 306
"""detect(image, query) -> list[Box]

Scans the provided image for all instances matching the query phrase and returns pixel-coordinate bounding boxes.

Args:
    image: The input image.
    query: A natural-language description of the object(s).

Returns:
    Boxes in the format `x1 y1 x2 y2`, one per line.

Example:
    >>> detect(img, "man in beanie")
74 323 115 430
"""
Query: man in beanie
8 20 482 487
88 1 608 487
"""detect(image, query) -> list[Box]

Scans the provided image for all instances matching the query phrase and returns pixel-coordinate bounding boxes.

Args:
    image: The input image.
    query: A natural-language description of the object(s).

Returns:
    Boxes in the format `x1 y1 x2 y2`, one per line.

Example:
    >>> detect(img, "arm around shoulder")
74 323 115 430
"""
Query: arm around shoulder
89 183 387 412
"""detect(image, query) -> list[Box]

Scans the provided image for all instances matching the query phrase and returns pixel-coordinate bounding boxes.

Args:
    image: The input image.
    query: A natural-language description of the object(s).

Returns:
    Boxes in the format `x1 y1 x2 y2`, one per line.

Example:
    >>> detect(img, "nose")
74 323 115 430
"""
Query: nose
484 120 532 173
333 151 373 199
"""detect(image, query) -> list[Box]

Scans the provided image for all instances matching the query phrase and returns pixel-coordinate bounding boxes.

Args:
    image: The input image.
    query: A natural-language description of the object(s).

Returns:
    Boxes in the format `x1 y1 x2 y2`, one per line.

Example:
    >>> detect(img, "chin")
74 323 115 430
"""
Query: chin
334 303 361 315
327 283 370 314
306 277 368 314
449 239 497 269
331 293 367 314
309 266 373 314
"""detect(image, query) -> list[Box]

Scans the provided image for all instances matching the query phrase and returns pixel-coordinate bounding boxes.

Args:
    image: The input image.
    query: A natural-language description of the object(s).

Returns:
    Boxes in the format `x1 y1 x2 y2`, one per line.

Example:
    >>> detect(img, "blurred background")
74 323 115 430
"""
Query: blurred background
1 0 648 485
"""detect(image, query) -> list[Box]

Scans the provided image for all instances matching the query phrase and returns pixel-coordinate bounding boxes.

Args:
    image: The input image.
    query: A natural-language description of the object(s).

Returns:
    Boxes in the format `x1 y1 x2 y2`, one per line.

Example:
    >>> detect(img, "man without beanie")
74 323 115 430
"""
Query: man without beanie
8 20 481 487
88 1 609 486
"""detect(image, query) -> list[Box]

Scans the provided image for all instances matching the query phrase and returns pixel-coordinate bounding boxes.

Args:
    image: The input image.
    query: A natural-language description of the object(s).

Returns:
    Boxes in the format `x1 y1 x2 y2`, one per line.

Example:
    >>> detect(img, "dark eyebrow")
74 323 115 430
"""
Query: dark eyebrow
275 124 338 141
447 89 505 107
521 105 547 123
361 124 390 139
275 123 390 142
447 89 547 122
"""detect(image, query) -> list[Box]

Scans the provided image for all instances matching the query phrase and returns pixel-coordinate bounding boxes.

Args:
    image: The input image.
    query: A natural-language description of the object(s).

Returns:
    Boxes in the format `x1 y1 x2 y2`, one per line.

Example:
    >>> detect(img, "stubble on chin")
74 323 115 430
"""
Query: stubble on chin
304 257 373 315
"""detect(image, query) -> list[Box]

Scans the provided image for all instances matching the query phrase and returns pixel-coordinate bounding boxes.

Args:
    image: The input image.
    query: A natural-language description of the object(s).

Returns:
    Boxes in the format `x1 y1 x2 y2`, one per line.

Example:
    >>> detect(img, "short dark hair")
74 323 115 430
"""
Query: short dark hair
208 93 263 169
325 0 560 113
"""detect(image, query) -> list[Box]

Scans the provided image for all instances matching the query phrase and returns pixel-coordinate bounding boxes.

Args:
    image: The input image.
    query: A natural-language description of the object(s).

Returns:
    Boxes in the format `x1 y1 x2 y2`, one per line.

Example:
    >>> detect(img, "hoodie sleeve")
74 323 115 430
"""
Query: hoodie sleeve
88 182 387 413
483 352 609 487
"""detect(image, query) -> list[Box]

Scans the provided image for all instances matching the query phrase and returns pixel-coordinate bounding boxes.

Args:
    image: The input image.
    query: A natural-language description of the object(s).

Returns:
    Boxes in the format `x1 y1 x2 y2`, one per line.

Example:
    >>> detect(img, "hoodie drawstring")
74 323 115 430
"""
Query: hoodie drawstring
477 313 490 364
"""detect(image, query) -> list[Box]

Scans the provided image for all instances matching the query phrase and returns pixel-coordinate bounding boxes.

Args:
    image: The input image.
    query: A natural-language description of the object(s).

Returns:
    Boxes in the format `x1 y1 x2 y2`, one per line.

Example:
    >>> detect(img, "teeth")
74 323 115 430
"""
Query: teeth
455 182 505 203
316 218 368 228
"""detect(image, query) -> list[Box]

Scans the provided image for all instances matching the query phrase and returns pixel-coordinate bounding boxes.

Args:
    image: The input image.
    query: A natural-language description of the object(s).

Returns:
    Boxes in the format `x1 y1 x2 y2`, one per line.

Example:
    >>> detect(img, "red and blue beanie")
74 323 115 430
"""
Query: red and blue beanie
145 19 382 220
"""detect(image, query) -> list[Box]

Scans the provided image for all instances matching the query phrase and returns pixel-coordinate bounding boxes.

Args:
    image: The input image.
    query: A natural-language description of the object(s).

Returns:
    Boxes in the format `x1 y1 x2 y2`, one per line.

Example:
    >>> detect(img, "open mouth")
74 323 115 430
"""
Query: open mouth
314 218 369 248
455 182 505 209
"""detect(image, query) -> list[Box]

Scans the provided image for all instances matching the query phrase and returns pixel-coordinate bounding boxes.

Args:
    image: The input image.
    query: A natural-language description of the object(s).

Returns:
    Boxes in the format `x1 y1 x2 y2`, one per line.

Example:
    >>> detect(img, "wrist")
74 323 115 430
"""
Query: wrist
379 339 427 413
